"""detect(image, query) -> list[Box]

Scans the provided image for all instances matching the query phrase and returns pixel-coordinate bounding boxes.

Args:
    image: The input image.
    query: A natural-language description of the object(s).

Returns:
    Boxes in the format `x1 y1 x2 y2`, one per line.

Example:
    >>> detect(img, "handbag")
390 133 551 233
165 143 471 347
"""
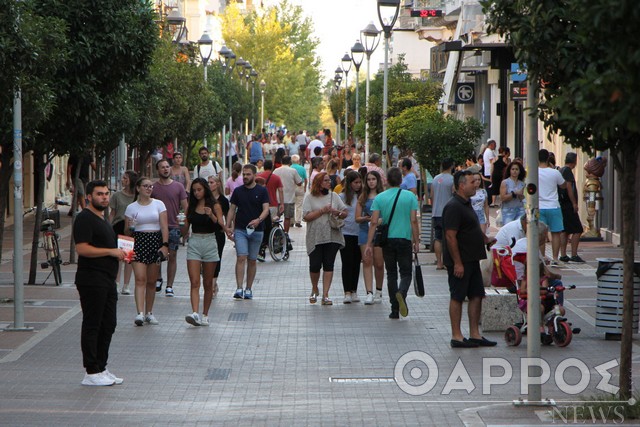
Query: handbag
328 193 345 230
413 253 425 297
373 189 402 247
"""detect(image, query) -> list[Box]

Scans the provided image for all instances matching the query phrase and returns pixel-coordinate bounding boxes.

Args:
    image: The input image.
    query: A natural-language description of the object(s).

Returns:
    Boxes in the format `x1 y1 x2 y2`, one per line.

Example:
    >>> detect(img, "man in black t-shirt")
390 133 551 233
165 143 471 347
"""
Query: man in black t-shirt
443 170 497 349
558 152 585 263
73 180 126 386
226 164 270 300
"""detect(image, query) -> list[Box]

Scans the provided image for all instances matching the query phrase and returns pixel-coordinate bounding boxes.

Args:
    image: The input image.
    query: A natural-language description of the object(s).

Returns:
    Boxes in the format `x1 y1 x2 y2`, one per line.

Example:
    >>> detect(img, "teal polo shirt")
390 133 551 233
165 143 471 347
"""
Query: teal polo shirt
371 188 418 240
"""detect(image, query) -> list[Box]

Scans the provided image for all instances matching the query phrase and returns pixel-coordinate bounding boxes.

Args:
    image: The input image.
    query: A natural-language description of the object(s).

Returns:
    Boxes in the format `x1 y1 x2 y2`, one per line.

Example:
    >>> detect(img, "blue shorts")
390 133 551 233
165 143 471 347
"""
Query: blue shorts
539 208 564 232
168 227 181 251
234 228 264 260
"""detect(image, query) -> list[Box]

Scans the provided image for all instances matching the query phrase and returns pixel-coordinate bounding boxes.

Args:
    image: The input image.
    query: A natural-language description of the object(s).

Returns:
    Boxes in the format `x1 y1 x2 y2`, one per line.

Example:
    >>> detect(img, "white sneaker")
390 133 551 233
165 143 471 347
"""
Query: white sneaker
364 292 375 305
81 372 114 386
134 313 144 326
104 369 123 385
200 315 210 326
121 285 131 295
351 292 360 303
145 313 159 325
343 293 352 304
185 312 201 326
374 290 383 304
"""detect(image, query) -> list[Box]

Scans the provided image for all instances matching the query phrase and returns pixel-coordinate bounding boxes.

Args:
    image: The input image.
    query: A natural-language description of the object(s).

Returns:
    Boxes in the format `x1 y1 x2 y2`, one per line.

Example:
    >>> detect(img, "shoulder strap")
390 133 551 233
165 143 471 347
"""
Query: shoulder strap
197 165 201 177
265 171 273 186
386 189 403 226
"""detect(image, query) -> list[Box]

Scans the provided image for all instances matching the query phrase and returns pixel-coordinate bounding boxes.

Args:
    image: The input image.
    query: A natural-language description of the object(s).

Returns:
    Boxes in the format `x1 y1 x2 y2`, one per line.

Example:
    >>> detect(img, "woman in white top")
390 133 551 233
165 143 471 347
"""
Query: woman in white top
470 172 490 234
125 177 169 326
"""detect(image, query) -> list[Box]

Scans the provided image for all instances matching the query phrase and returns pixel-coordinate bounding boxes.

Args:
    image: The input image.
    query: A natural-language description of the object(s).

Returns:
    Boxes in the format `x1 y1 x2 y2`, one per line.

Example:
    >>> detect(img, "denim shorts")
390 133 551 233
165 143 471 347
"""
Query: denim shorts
501 206 525 225
168 227 181 251
234 228 264 260
186 233 219 262
539 208 564 232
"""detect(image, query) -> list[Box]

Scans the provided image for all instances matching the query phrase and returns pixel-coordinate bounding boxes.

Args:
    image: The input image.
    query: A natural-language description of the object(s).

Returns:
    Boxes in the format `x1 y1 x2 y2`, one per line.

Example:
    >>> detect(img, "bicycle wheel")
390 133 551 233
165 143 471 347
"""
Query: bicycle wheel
50 235 63 286
269 226 287 262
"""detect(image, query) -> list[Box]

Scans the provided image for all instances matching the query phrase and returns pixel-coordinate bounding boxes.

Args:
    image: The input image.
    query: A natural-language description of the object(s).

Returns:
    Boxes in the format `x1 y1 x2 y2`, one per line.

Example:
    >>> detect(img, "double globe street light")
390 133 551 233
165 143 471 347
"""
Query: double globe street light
360 22 381 162
350 40 365 152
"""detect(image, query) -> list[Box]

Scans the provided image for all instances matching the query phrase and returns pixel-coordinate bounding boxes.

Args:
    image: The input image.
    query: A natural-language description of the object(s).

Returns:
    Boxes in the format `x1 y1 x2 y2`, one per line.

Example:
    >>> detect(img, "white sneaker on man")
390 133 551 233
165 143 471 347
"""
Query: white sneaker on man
104 369 123 385
81 372 115 386
364 292 375 305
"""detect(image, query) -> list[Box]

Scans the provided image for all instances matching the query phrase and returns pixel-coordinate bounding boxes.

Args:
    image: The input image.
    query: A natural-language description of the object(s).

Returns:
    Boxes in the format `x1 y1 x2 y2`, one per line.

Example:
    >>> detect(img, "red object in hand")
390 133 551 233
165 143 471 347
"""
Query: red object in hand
123 251 136 264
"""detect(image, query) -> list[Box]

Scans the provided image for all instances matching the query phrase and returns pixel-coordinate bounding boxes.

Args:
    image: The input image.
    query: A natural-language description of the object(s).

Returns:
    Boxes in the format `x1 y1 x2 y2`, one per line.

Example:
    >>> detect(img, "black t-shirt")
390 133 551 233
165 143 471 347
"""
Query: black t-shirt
442 193 487 265
68 154 93 181
558 166 577 207
229 184 270 231
73 209 118 286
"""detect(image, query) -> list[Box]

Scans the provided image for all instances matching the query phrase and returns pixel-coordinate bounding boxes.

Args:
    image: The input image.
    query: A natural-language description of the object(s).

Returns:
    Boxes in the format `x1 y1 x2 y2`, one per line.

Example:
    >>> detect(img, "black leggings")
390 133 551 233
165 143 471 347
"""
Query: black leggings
340 235 361 293
309 243 341 273
214 231 226 278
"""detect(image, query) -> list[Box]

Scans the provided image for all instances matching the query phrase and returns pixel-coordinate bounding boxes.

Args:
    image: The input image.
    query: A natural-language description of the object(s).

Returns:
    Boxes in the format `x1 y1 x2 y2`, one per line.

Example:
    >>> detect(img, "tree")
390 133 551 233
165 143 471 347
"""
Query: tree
387 105 484 176
484 0 640 398
221 0 323 132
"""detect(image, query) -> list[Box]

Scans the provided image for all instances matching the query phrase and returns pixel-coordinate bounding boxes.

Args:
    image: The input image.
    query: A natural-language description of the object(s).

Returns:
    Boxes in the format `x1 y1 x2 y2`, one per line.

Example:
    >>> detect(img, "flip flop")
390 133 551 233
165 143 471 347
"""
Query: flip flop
467 337 497 347
450 339 479 348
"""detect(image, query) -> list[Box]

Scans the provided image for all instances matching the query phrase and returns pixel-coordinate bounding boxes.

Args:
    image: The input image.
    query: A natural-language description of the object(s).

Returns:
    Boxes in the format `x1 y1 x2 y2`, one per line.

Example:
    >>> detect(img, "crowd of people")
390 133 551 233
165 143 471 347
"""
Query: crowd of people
71 129 587 385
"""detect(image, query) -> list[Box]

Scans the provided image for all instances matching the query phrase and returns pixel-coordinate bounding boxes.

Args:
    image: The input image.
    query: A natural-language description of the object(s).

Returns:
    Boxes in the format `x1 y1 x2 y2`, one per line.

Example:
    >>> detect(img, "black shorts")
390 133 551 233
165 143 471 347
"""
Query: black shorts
433 217 443 241
447 262 485 302
133 231 162 265
561 204 584 234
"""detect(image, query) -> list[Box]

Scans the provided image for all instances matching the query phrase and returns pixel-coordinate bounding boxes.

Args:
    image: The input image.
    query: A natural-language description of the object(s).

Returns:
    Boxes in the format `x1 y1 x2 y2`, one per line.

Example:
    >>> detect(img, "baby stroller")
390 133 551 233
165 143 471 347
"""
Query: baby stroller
501 251 580 347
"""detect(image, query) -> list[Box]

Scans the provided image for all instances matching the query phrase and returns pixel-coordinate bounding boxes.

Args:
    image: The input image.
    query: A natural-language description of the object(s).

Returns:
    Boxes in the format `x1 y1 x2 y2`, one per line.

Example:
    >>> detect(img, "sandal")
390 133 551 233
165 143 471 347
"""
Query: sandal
309 293 318 304
321 297 333 306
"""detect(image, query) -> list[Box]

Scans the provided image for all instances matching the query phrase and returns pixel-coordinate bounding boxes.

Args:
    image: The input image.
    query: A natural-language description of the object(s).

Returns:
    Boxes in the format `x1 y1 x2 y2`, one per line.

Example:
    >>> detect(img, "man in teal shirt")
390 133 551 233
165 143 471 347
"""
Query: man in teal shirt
365 167 420 319
291 154 307 227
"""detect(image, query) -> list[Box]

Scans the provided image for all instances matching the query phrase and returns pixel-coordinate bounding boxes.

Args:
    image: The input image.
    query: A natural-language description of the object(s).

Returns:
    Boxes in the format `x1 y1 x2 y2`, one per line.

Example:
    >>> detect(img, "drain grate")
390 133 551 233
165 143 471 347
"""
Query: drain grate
228 312 248 322
329 376 396 384
205 368 231 381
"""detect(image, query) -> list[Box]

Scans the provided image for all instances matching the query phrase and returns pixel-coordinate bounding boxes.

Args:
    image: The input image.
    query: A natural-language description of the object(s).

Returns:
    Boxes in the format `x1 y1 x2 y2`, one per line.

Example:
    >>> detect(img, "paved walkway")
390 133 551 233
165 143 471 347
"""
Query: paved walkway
0 206 638 425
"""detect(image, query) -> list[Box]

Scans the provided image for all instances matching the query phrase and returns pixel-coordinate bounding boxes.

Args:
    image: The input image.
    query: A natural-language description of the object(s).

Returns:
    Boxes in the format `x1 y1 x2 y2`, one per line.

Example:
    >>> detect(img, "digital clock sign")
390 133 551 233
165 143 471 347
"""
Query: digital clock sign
410 9 443 18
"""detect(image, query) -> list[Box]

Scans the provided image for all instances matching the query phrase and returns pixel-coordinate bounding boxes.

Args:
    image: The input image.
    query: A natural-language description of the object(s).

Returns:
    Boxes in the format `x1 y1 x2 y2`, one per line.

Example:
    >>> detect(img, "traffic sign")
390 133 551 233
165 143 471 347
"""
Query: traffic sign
510 82 528 101
455 83 475 104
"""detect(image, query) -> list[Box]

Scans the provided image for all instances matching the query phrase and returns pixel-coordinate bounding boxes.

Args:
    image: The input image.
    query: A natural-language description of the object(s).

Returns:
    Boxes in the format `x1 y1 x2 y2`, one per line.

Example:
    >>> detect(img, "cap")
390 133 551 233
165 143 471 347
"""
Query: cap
565 152 577 164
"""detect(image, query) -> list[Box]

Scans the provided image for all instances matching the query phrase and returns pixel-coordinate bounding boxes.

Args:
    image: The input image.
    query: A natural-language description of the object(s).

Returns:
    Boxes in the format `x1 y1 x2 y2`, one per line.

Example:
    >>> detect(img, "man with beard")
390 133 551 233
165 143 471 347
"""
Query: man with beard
73 180 126 386
193 146 222 180
152 160 188 296
226 164 270 300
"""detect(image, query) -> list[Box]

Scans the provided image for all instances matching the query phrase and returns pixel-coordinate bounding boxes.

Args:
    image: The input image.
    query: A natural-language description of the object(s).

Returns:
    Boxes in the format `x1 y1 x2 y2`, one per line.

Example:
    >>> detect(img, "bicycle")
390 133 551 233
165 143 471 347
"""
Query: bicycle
268 217 291 262
24 200 69 286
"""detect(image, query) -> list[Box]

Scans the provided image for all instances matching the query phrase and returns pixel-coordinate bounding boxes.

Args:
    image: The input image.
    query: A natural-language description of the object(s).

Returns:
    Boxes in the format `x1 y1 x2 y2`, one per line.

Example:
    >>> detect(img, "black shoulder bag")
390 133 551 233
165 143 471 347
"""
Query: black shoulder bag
373 189 402 247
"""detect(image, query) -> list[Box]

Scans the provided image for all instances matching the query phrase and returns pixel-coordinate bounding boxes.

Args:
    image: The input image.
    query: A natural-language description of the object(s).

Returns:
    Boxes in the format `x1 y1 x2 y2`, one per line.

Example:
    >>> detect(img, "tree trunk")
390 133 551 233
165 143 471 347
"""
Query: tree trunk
0 146 14 254
27 151 45 285
619 140 639 400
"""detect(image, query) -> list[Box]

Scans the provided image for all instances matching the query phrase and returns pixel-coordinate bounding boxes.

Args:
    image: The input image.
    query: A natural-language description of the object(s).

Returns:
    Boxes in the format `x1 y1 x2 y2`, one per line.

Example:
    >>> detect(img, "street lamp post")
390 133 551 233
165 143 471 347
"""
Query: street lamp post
341 53 352 145
361 22 380 162
250 69 258 133
219 47 238 186
377 0 400 170
334 72 343 145
260 79 266 133
350 40 365 151
198 32 213 148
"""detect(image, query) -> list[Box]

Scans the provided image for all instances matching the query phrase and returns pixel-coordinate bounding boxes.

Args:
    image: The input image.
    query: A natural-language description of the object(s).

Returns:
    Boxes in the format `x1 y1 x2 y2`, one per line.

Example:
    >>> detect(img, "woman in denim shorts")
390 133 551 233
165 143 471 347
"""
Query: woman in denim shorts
181 178 228 327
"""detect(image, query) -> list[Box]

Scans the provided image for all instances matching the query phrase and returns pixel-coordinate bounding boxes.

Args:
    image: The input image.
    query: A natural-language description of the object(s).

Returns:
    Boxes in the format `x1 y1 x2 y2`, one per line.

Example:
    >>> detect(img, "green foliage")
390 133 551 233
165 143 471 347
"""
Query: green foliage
388 105 484 176
222 0 323 132
329 55 443 152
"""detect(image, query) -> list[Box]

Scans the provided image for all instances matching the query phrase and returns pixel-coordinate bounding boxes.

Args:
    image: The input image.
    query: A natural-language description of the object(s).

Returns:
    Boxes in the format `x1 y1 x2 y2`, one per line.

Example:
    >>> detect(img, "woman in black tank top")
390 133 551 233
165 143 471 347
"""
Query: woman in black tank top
180 178 227 326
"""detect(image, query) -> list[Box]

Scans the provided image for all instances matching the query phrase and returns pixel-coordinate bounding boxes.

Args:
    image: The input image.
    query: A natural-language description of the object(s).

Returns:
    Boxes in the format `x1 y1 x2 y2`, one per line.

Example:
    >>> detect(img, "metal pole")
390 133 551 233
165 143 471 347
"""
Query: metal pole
203 63 208 148
251 84 255 133
344 72 348 146
261 90 265 133
525 78 542 403
381 33 390 170
365 55 371 161
222 124 226 188
229 115 233 174
7 89 31 332
118 134 126 186
355 69 360 148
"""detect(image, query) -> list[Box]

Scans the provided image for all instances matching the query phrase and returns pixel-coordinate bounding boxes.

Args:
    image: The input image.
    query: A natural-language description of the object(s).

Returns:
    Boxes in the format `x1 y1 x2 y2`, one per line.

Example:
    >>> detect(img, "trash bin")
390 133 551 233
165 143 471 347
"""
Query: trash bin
420 204 432 249
595 258 640 340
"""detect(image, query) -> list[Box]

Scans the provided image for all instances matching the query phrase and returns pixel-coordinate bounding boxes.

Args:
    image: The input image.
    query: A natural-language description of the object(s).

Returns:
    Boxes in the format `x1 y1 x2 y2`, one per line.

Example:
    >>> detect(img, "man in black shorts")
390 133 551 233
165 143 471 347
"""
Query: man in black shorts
74 180 126 385
443 170 497 348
